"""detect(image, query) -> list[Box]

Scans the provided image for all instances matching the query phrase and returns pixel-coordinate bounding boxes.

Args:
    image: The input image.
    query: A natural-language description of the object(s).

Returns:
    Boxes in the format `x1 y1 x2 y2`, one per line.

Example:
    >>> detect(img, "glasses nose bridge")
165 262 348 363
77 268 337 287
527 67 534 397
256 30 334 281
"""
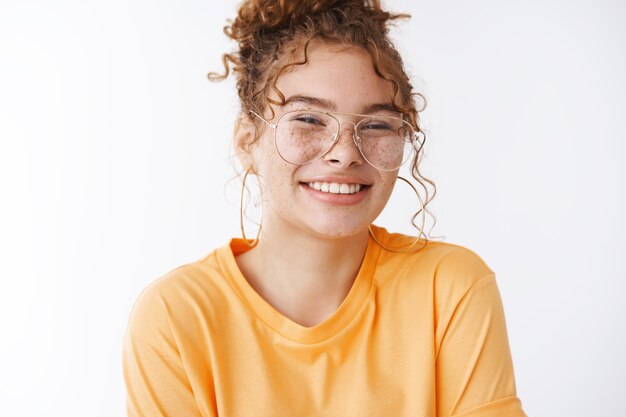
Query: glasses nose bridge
338 119 358 129
335 119 360 146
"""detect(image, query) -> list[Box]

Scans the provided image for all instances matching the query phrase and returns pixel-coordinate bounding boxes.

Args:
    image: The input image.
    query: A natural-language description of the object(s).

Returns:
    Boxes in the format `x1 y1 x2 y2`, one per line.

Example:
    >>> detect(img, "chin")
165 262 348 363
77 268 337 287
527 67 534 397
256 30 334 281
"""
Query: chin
304 219 371 240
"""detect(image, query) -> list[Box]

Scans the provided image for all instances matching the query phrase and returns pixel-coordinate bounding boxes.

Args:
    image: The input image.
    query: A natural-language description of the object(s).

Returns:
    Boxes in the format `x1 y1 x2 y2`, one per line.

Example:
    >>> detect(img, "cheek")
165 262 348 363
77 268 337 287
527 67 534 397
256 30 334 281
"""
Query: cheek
374 176 398 208
264 167 294 200
255 151 299 206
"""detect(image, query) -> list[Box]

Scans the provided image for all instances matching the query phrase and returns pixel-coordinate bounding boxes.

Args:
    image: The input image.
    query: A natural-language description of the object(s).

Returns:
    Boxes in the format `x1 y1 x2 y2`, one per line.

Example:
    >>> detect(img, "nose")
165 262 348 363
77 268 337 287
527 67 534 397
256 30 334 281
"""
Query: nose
322 121 364 168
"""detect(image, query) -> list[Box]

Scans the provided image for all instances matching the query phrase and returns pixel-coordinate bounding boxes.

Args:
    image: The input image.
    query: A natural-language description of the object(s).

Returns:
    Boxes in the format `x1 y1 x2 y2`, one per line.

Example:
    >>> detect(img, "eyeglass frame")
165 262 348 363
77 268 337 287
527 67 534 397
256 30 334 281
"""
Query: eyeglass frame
248 108 422 172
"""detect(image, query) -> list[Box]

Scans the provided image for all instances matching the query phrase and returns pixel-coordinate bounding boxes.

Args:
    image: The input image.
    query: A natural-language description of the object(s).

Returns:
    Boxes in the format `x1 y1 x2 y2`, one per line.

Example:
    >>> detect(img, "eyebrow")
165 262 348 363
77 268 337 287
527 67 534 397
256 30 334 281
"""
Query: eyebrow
283 95 397 115
361 102 397 114
283 95 336 110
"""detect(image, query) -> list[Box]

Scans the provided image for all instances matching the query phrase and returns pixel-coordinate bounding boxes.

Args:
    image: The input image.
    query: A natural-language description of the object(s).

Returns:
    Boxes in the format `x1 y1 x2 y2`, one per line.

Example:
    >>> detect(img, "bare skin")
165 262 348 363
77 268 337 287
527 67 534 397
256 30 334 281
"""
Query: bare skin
236 225 368 328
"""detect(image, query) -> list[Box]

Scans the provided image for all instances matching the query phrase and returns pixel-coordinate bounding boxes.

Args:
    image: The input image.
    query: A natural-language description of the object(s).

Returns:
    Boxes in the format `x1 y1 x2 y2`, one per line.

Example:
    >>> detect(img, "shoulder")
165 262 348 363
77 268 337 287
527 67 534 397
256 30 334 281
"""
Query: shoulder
420 239 494 289
371 227 503 342
373 226 494 280
371 225 495 299
125 248 226 343
134 249 222 307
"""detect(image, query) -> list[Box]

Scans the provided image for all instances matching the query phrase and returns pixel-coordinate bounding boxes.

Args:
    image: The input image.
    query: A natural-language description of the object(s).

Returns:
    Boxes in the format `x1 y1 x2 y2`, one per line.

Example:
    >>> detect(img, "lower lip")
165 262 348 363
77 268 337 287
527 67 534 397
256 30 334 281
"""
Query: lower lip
300 183 369 206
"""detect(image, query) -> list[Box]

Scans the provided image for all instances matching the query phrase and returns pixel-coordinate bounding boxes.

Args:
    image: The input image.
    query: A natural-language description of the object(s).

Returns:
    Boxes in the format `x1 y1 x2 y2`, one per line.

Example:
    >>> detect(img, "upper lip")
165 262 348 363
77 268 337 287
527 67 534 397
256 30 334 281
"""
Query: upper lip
300 176 373 186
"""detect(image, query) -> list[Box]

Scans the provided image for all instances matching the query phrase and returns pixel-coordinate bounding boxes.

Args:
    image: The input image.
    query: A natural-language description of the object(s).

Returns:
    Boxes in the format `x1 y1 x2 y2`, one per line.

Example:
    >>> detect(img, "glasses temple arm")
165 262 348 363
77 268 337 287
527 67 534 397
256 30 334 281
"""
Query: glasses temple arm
248 110 276 129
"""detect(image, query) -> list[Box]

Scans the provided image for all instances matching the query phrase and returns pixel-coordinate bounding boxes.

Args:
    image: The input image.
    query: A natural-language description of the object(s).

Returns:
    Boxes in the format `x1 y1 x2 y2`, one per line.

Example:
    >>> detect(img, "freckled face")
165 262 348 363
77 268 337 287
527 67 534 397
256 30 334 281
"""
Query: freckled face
249 43 400 239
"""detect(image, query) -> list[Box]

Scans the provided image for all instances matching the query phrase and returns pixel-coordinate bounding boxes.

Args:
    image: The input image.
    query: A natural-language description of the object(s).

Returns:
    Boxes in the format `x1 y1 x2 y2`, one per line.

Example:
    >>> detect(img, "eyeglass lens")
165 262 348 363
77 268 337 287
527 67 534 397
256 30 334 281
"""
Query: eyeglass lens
274 110 413 171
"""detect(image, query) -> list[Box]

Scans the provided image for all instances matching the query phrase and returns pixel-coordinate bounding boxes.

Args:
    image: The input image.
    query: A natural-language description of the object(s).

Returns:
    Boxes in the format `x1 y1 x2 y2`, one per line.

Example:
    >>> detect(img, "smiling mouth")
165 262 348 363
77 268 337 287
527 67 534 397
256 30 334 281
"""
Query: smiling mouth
301 181 370 195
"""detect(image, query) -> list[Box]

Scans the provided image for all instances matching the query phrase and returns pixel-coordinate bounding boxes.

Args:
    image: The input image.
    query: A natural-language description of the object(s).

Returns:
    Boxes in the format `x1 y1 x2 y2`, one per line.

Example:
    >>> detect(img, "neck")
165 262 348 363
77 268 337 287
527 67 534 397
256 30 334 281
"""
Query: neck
235 214 370 326
258 219 369 284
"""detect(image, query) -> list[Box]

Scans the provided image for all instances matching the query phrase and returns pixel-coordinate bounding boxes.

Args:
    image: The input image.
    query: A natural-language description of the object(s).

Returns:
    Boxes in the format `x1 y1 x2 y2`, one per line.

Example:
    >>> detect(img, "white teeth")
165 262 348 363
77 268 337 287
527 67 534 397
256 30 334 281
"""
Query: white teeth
306 181 365 195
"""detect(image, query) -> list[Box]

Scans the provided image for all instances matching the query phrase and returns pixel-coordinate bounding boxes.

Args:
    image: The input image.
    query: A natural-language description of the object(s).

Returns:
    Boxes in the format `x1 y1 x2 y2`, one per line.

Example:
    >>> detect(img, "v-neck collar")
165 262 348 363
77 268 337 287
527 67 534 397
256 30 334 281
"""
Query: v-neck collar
215 230 382 344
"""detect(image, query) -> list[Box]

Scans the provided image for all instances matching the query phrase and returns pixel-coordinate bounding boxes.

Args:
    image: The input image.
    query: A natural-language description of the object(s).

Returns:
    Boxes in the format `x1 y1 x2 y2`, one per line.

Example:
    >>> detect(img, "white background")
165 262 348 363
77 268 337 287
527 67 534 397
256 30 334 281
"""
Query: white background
1 0 624 416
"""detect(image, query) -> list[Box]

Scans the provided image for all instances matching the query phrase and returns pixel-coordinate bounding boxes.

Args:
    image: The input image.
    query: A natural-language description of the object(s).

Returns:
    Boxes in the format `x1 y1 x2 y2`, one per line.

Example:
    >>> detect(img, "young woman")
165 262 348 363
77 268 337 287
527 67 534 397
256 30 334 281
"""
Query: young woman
123 1 527 416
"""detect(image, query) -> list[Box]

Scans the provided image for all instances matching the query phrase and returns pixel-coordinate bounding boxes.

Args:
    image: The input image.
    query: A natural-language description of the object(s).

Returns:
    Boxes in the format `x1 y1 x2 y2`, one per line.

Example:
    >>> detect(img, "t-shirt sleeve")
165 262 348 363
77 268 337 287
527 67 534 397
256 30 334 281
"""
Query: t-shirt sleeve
435 274 527 417
122 281 212 417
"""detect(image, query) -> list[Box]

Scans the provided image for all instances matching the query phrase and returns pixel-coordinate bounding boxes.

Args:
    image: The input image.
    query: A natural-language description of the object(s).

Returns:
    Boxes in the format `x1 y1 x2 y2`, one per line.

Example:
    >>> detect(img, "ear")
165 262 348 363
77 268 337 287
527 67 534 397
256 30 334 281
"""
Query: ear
233 112 257 172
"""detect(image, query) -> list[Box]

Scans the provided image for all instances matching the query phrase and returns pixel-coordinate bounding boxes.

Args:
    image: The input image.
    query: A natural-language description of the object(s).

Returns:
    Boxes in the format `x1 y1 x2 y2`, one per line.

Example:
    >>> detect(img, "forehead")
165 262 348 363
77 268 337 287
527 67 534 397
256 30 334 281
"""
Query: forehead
271 42 395 113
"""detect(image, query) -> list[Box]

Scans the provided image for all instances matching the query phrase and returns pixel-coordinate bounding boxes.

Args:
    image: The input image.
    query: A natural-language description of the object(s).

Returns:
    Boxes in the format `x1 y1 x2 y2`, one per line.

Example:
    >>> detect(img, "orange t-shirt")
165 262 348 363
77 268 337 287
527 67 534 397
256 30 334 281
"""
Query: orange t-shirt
123 225 526 416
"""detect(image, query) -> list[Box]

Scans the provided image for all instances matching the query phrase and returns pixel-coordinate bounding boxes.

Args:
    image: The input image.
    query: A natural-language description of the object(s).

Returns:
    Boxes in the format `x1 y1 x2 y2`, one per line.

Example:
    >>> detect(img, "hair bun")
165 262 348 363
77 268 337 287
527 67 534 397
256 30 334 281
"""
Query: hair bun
226 0 393 50
209 0 413 114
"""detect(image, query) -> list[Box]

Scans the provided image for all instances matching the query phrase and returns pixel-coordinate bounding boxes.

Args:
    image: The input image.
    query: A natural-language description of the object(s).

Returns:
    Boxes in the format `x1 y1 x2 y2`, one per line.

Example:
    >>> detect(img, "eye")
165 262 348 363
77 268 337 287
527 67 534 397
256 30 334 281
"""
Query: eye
361 120 393 131
291 114 325 126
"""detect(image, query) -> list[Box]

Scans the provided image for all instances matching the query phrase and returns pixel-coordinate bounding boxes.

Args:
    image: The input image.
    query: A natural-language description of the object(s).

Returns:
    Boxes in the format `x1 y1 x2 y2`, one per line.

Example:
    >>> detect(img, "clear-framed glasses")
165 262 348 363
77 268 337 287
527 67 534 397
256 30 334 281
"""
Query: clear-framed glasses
249 108 419 172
